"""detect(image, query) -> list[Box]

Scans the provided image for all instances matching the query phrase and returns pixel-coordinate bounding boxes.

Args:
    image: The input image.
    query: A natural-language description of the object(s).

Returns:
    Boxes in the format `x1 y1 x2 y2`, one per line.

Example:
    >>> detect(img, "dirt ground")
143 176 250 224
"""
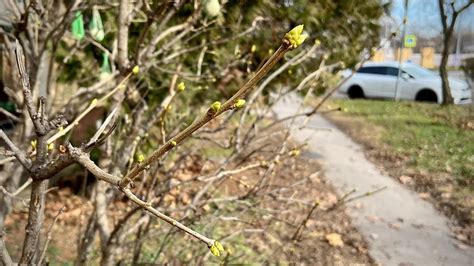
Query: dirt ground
325 112 473 247
3 154 374 264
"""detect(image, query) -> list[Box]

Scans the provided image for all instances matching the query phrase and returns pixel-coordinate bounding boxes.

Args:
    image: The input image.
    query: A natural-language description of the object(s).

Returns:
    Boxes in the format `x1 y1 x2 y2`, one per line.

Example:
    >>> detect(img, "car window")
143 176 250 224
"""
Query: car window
357 66 387 75
403 65 437 78
386 67 399 76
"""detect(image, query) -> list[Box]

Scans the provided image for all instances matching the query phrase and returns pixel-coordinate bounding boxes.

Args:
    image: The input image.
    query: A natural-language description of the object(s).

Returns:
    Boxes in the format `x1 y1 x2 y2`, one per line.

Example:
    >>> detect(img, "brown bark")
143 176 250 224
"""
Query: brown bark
439 30 454 104
19 179 48 264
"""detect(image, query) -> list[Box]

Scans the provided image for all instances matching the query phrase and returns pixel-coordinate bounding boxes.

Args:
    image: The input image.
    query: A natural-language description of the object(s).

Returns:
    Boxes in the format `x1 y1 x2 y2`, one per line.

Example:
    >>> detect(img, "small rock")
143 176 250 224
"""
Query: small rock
418 192 430 199
388 223 401 230
412 223 424 229
441 192 451 199
370 233 378 240
366 215 380 223
454 243 468 250
455 234 468 242
398 175 414 185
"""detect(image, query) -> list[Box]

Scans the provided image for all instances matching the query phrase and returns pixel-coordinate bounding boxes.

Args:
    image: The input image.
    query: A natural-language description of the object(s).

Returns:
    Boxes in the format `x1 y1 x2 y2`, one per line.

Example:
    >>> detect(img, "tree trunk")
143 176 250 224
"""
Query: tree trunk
19 179 49 264
439 36 454 104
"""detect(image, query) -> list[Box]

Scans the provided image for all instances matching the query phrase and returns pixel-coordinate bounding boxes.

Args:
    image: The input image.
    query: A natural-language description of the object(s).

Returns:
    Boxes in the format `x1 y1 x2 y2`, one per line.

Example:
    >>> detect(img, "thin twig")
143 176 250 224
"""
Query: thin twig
0 232 13 266
38 206 65 265
0 129 32 169
68 145 216 247
124 41 291 184
0 107 21 122
0 178 33 198
291 200 320 241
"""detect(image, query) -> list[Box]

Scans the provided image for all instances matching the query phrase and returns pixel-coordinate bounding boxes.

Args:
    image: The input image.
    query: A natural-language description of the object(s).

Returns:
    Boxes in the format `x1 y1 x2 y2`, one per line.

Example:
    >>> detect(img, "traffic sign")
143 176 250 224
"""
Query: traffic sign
404 35 416 48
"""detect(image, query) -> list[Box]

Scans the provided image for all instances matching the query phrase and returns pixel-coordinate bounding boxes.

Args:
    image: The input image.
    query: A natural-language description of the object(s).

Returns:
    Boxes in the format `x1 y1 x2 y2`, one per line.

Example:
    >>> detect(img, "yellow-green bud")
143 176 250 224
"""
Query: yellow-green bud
251 44 257 53
91 98 98 106
315 39 321 46
204 0 221 17
284 24 308 49
210 101 221 113
177 82 186 92
214 241 224 252
209 245 220 257
31 140 37 149
59 126 64 131
289 149 300 157
132 66 140 74
268 48 274 55
48 143 55 151
234 99 246 109
137 154 145 163
170 141 177 147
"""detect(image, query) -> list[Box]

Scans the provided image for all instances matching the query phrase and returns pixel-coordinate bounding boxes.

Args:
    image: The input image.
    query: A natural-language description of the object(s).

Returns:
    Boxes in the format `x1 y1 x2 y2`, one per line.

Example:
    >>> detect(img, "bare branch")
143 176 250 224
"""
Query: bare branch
0 107 21 122
86 108 118 147
0 130 32 169
67 145 216 247
124 41 291 184
38 206 65 265
455 1 473 14
117 0 131 70
0 178 33 198
0 232 13 266
14 41 44 135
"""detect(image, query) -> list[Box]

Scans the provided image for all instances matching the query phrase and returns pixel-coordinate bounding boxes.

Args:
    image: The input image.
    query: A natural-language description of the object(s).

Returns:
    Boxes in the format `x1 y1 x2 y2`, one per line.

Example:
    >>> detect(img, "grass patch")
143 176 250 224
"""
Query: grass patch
327 99 474 181
324 99 474 244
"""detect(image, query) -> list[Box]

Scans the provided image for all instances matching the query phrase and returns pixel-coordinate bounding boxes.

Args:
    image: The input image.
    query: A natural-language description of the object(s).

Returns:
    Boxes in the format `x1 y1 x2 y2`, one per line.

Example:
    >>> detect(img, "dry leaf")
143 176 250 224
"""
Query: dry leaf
326 233 344 247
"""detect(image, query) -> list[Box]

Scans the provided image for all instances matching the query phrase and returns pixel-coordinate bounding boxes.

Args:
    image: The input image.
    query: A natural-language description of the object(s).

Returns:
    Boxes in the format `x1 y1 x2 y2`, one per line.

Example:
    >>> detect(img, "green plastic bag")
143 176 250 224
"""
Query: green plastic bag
71 11 85 40
100 53 112 74
89 8 105 42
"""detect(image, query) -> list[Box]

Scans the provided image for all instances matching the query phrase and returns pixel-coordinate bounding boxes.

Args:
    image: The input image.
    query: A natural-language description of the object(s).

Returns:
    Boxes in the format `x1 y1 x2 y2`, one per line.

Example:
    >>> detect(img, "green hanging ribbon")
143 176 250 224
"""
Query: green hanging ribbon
71 11 85 40
89 8 105 42
100 53 112 74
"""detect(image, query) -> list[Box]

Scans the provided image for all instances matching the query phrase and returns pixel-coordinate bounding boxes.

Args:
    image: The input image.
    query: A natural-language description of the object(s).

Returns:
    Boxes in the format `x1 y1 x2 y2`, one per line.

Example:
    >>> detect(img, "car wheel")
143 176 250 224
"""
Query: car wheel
415 89 437 103
347 85 365 99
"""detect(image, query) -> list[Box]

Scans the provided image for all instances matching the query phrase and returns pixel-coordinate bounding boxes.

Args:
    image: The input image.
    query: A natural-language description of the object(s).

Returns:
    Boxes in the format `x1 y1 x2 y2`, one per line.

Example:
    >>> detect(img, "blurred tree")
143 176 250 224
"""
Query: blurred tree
437 0 473 104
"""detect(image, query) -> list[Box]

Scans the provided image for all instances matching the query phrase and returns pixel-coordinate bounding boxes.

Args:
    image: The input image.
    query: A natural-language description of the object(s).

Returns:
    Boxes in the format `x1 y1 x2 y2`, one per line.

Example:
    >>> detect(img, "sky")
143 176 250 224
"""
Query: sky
389 0 474 38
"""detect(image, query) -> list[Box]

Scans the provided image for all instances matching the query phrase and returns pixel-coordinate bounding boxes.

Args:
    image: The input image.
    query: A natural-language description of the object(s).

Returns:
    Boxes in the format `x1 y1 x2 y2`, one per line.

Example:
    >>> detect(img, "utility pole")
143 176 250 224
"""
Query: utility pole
455 13 462 67
394 0 409 101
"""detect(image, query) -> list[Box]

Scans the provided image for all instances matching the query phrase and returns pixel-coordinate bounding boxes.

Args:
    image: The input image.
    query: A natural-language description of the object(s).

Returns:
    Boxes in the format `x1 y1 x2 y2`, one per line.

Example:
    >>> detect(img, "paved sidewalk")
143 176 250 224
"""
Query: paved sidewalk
273 94 474 266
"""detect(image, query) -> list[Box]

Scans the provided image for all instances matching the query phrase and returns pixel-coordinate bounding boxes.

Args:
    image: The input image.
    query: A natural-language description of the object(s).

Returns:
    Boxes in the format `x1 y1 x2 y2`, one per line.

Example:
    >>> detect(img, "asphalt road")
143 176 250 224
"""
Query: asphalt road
273 93 474 266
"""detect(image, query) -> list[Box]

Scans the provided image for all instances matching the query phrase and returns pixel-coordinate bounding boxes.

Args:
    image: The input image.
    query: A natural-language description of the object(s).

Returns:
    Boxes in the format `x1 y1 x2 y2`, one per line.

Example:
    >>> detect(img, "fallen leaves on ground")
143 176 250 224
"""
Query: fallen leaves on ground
326 233 344 247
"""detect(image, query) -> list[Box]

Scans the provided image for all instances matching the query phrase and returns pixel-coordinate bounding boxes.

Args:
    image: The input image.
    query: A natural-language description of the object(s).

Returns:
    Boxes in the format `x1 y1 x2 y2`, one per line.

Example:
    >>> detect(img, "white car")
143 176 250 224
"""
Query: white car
339 61 472 104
